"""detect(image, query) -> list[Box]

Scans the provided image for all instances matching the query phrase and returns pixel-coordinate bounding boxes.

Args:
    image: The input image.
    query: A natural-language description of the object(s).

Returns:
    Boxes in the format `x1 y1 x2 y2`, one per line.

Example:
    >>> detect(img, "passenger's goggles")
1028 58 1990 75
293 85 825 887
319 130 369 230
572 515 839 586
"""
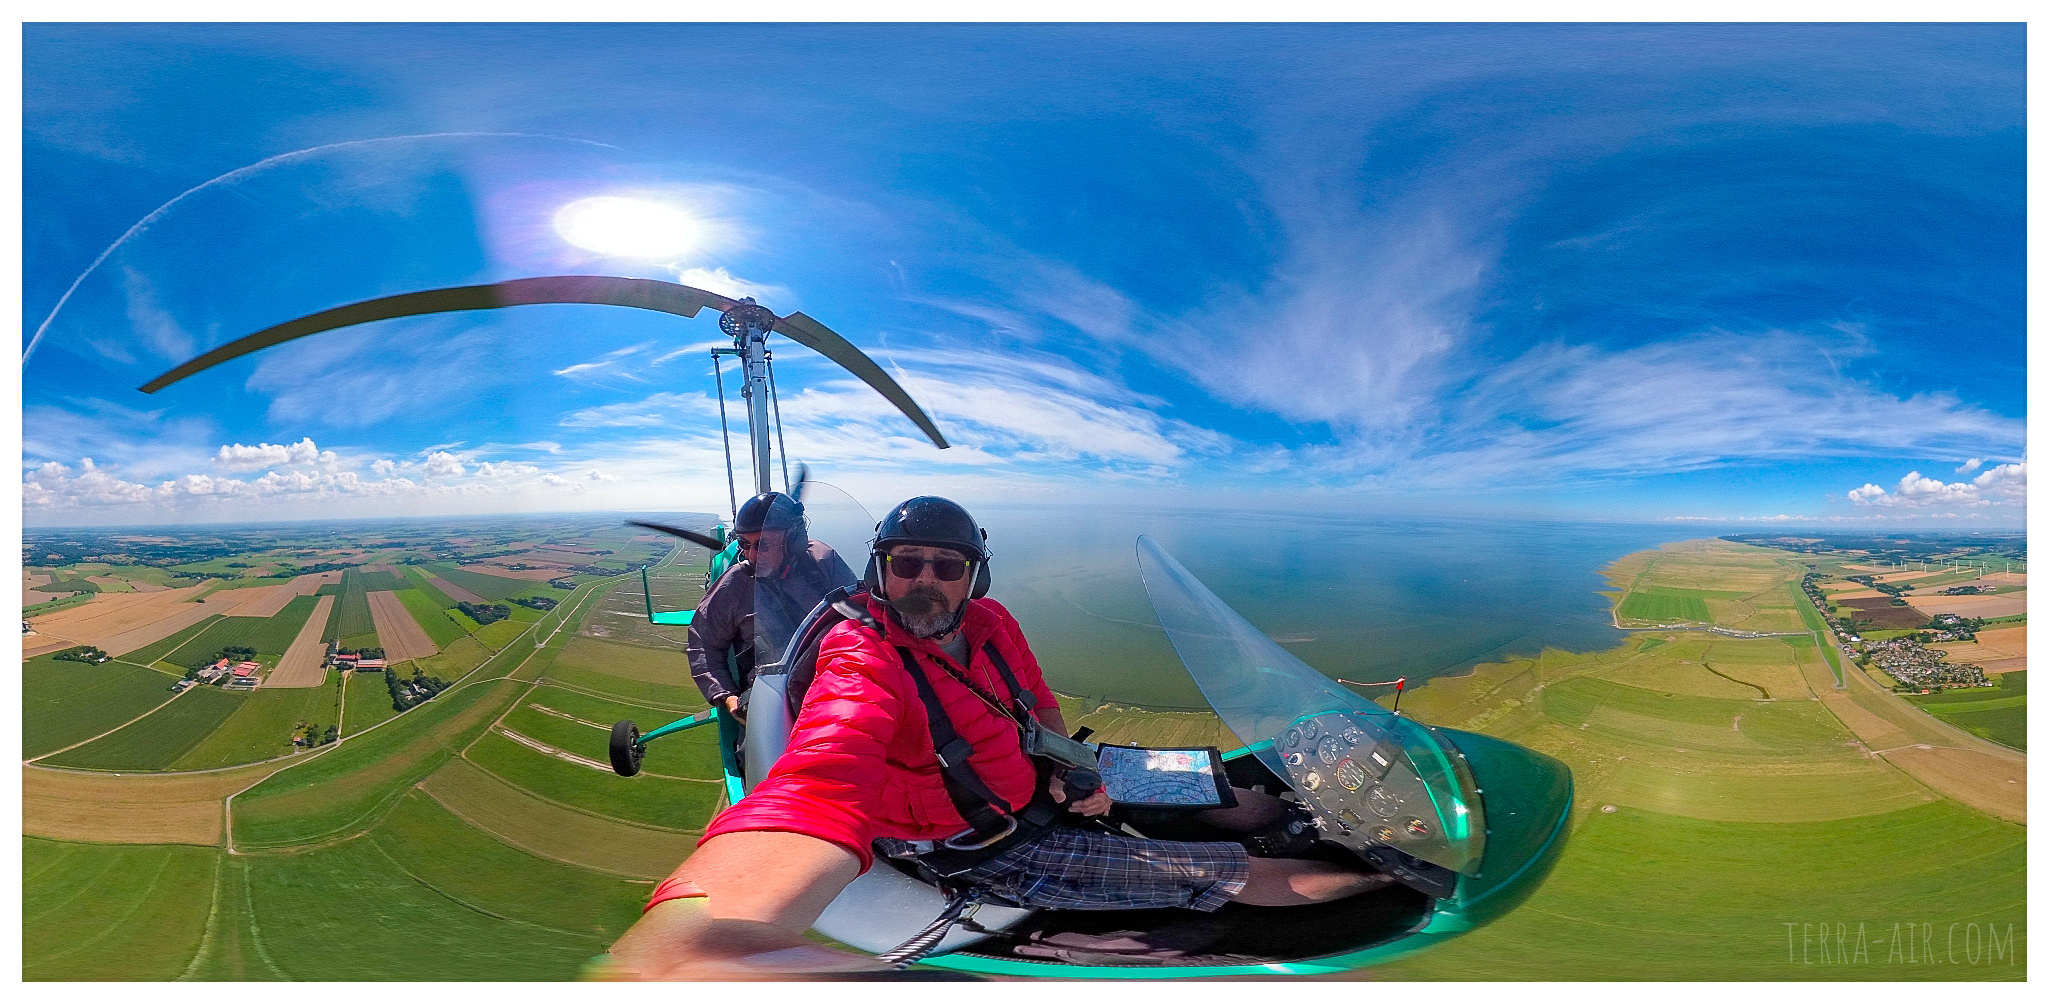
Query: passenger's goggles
884 553 972 582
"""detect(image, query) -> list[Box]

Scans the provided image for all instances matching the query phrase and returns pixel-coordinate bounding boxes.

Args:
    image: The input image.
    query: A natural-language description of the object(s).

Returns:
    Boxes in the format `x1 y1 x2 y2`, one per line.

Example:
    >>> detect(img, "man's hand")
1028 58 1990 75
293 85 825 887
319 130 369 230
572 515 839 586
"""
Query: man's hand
1048 774 1112 816
721 694 746 722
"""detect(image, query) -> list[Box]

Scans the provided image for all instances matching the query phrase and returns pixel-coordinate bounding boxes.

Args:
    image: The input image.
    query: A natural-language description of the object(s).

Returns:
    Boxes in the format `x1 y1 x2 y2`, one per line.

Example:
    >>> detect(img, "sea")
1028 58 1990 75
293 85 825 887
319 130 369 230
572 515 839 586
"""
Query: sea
944 506 1729 709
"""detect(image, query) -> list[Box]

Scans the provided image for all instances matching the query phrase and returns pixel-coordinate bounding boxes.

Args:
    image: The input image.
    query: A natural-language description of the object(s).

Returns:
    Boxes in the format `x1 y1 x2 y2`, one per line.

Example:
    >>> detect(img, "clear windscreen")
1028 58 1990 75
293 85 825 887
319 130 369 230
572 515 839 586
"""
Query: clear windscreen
749 479 868 673
1136 535 1486 875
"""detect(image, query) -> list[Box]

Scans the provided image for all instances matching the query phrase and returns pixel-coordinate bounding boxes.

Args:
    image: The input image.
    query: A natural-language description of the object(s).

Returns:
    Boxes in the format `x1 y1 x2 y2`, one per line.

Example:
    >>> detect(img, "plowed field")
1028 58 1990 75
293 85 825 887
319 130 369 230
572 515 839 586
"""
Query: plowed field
367 590 438 662
267 595 336 688
27 584 220 657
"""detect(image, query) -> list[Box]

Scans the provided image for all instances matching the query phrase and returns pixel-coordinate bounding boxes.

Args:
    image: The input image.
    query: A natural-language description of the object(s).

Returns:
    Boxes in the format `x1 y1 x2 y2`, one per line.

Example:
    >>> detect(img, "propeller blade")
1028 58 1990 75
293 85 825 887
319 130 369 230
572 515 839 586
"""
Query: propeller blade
791 462 811 503
772 312 950 449
139 276 742 393
626 520 725 552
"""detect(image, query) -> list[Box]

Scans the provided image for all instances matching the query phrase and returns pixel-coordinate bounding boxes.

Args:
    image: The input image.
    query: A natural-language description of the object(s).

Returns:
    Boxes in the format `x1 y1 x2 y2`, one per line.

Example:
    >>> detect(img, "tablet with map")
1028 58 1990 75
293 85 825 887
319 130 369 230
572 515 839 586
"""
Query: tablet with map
1093 744 1235 808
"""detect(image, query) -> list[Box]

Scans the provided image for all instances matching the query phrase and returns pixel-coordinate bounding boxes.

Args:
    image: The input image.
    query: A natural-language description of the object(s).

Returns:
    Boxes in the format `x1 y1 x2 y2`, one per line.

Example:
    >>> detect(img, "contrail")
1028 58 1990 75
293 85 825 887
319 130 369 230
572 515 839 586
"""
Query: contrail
22 131 620 365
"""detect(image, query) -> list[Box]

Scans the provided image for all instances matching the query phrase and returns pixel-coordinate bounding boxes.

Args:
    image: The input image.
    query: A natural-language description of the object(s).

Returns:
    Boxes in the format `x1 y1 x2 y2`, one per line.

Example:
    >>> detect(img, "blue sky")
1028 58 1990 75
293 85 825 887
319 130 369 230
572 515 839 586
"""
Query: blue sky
20 23 2027 528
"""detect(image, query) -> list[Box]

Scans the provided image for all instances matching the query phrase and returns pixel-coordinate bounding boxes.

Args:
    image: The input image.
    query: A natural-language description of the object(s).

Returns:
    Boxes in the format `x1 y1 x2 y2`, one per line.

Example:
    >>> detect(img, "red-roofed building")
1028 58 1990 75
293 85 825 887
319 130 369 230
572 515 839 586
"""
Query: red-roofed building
333 652 359 662
355 658 387 671
232 664 253 677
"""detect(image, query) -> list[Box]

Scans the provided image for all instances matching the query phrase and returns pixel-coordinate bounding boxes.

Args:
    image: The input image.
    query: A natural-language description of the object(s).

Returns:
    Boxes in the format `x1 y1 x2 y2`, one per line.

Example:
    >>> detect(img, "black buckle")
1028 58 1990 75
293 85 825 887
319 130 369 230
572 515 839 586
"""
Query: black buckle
941 814 1017 850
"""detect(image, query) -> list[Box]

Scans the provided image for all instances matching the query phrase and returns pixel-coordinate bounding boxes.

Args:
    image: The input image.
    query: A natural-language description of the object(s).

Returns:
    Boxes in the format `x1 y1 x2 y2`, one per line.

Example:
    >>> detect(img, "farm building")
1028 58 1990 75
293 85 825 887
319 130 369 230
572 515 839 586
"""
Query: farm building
354 658 387 671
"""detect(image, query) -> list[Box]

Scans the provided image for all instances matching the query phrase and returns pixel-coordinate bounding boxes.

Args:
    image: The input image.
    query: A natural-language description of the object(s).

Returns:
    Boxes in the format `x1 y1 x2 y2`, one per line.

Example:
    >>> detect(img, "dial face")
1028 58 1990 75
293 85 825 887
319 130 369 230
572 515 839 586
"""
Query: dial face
1371 825 1398 842
1367 786 1400 818
1303 717 1323 739
1405 817 1431 837
1335 757 1367 791
1318 735 1344 764
1284 728 1301 748
1341 726 1363 746
1302 771 1324 791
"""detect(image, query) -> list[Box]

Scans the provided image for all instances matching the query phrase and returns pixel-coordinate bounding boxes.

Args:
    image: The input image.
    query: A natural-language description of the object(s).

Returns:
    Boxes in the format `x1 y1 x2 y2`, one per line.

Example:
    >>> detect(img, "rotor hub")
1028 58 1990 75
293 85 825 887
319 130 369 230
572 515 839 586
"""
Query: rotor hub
719 299 779 339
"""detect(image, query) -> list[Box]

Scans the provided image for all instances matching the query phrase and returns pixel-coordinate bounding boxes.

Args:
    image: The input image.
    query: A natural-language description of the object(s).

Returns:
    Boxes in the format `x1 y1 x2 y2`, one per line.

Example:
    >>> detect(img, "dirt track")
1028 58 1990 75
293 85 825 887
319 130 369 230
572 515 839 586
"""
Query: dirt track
1878 746 2026 825
266 595 335 688
365 590 438 663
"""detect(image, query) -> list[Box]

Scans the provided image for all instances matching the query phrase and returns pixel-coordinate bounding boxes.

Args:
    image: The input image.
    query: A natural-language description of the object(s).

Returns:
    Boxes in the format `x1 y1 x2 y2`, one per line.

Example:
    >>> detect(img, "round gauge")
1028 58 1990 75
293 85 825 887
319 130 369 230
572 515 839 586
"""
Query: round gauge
1405 817 1431 837
1302 771 1324 791
1371 825 1398 842
1367 786 1400 818
1335 758 1366 791
1284 728 1301 748
1341 727 1362 746
1317 735 1344 764
1301 717 1322 740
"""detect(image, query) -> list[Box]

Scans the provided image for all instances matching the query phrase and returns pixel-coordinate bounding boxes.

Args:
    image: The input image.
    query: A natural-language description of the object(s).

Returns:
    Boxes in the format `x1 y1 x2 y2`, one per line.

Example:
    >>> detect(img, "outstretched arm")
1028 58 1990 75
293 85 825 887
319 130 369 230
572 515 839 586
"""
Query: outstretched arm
603 831 871 979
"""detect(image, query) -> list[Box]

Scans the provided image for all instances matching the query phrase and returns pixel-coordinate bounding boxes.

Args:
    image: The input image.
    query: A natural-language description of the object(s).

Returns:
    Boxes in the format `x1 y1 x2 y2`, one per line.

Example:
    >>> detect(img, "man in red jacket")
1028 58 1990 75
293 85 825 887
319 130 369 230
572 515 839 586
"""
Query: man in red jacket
605 497 1385 979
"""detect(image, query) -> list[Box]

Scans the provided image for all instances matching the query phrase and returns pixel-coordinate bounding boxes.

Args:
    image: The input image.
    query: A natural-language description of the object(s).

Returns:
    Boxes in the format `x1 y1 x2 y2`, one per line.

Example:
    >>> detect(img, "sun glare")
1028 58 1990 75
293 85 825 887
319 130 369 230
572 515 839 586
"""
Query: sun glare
552 196 701 259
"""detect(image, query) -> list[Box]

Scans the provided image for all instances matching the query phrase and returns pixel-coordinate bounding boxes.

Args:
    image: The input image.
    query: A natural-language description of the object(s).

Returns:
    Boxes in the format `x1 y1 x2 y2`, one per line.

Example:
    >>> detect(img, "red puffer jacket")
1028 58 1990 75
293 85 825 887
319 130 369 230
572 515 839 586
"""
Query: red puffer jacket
699 593 1058 871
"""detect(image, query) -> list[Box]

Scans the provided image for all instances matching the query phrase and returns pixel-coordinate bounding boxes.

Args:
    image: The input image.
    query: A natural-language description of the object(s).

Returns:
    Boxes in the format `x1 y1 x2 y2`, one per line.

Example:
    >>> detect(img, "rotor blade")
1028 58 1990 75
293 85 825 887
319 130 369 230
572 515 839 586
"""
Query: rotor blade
790 462 811 503
626 520 725 552
772 312 949 449
139 276 742 393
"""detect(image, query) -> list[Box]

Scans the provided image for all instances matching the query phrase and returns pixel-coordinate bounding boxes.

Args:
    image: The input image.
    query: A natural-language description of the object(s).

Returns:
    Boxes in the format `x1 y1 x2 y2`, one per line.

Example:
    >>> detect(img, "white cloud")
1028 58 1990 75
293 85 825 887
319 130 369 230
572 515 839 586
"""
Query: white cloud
212 436 338 472
1846 459 2026 509
1956 457 1983 474
423 451 466 478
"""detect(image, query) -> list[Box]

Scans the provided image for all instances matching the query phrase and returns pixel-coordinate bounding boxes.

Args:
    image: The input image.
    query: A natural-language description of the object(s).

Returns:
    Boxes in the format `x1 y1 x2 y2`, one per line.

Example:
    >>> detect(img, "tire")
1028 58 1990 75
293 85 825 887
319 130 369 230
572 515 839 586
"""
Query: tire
609 720 644 776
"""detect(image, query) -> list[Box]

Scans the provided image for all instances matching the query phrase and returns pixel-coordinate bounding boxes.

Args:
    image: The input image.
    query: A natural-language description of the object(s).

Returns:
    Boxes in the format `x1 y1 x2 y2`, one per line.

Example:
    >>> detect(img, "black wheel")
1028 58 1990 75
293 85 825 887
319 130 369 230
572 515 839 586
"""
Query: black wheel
609 720 644 776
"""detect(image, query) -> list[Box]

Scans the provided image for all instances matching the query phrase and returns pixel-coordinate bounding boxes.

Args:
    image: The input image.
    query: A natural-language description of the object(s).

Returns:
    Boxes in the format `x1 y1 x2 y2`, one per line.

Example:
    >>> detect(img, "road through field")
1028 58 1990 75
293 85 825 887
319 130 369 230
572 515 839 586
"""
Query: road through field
266 595 335 688
366 590 438 662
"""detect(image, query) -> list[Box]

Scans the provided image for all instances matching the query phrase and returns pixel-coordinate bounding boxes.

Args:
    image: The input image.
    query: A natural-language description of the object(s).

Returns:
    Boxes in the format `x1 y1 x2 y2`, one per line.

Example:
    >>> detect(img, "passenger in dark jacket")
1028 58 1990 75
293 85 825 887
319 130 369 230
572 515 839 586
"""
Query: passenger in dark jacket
687 492 856 720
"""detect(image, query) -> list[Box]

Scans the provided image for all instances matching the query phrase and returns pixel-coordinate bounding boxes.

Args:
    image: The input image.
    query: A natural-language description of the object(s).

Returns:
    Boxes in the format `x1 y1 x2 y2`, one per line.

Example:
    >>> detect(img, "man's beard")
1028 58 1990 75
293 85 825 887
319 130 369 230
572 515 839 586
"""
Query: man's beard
890 586 958 639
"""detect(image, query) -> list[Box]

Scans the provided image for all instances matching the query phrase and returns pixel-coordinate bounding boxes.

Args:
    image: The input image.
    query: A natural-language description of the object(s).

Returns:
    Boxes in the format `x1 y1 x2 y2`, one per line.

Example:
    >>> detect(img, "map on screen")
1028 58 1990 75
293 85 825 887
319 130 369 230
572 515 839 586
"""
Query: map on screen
1096 745 1229 807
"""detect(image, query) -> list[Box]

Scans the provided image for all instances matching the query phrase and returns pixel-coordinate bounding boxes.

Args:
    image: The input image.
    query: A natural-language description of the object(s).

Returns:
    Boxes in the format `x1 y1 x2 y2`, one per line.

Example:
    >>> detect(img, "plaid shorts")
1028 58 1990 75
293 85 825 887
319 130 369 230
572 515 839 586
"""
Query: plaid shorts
953 827 1250 912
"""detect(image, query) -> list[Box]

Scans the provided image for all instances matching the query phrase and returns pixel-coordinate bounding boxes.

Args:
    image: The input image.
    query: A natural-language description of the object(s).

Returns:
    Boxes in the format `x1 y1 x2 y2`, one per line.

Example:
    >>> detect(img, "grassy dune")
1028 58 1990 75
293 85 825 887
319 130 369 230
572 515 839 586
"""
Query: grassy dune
463 729 722 831
231 678 524 849
23 654 183 758
368 790 648 939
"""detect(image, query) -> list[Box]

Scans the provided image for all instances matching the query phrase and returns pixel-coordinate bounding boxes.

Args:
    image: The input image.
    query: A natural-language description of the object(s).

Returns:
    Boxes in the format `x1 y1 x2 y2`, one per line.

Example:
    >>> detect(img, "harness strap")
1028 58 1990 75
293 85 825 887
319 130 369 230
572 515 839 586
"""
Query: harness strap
981 641 1036 712
895 646 1017 842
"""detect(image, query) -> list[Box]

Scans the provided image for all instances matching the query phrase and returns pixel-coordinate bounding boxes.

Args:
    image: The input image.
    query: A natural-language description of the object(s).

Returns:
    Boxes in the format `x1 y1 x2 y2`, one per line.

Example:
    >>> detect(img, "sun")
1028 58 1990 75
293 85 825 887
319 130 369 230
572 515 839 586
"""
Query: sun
552 196 701 259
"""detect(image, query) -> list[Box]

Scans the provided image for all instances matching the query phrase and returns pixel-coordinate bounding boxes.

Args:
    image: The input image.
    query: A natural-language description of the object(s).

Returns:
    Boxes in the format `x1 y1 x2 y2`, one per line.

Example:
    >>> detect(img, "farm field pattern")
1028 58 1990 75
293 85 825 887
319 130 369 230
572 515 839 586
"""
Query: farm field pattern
20 524 2024 980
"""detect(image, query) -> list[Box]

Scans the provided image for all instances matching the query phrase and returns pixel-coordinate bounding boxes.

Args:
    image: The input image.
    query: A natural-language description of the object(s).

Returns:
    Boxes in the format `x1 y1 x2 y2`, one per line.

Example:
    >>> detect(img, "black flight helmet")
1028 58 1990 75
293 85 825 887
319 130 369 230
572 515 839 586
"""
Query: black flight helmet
734 492 808 574
866 495 992 600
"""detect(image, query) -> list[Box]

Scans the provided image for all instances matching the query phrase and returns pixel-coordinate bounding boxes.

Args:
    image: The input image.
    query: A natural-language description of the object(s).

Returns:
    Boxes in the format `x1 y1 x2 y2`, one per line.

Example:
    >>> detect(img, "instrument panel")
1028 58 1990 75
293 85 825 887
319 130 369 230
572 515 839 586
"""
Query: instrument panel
1274 710 1463 876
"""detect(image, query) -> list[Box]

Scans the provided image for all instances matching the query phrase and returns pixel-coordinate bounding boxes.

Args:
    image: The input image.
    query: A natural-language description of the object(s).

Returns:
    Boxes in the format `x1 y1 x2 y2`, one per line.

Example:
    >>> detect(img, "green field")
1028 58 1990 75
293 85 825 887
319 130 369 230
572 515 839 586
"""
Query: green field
169 677 343 770
402 565 458 606
352 570 410 591
392 586 467 646
1908 671 2026 750
464 729 722 830
427 563 539 601
23 655 182 758
343 670 402 735
1376 800 2025 980
22 839 220 980
524 684 722 777
25 592 98 616
40 687 245 771
163 595 322 668
232 678 524 849
368 790 647 940
326 570 378 640
121 615 227 666
1617 590 1712 622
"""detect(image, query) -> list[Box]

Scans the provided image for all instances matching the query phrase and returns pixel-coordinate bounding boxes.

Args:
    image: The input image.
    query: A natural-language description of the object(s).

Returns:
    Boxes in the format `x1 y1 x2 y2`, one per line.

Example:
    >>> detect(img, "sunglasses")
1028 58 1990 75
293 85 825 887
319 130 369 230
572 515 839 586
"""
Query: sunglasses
734 534 778 553
885 553 973 582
